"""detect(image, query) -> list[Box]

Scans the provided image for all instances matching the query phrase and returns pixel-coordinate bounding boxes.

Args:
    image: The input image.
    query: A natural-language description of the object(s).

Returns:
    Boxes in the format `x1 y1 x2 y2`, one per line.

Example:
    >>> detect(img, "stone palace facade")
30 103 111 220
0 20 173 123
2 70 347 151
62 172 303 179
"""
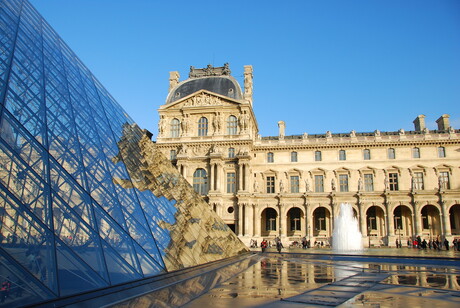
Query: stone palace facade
156 64 460 247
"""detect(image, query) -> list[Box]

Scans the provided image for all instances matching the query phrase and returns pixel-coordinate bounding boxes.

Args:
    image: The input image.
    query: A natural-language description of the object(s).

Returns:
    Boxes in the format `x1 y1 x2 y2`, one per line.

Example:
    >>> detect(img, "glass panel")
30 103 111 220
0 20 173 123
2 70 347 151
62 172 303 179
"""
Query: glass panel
55 241 108 296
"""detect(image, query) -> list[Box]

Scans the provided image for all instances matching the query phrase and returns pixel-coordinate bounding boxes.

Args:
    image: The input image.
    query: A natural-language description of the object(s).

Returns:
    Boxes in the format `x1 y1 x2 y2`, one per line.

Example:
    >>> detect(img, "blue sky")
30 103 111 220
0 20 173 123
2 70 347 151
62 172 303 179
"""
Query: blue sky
30 0 460 138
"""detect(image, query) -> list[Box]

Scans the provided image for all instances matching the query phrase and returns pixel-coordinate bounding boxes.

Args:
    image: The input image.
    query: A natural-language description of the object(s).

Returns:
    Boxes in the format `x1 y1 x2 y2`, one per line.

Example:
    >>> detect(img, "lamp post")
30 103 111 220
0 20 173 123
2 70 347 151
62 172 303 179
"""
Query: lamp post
397 226 401 248
368 226 371 248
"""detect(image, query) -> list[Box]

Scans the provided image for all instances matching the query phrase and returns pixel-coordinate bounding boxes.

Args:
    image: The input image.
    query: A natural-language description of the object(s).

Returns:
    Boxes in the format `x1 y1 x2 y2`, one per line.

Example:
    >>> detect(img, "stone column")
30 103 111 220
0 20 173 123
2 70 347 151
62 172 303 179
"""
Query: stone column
238 164 243 191
414 203 422 236
387 204 395 236
237 203 243 236
280 204 287 238
209 163 215 191
254 205 261 237
244 203 251 236
215 163 220 192
441 201 451 236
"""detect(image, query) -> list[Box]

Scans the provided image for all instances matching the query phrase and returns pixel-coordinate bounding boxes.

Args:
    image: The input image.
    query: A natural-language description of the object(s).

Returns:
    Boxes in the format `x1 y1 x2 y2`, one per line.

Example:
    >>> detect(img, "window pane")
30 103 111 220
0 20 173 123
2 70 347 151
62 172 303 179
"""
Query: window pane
266 176 275 193
290 176 299 193
439 171 450 189
315 151 322 161
267 152 274 163
314 175 324 192
193 168 208 195
170 118 180 137
339 174 348 192
227 115 238 135
388 148 395 159
438 147 446 158
198 117 208 136
412 147 420 158
389 173 398 191
364 174 374 191
363 149 371 160
291 151 297 162
228 148 235 158
226 172 236 193
339 150 346 161
412 172 424 190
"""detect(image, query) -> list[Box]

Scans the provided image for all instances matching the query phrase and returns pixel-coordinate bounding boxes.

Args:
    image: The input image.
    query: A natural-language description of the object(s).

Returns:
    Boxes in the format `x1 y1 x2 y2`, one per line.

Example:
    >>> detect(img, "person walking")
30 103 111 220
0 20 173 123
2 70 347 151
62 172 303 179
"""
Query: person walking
261 240 267 253
276 240 283 253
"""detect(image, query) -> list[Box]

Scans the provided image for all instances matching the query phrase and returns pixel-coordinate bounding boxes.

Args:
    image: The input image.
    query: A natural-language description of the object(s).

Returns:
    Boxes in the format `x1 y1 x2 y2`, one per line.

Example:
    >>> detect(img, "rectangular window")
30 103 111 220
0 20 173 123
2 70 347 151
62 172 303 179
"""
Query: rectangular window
170 149 177 160
267 152 274 163
389 173 398 191
363 149 371 160
290 176 299 193
315 151 322 161
438 146 446 158
228 148 235 158
291 151 298 162
364 174 374 191
412 147 420 158
388 148 396 159
439 171 450 189
339 174 348 192
339 150 346 161
266 176 275 193
413 172 424 190
226 172 236 193
314 175 324 192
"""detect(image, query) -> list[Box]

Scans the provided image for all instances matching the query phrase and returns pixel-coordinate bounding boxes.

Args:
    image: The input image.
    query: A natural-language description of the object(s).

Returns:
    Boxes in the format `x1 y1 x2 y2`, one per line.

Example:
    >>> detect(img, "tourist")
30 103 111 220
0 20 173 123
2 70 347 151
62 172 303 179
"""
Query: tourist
453 238 458 251
444 238 449 250
276 240 283 253
261 240 267 253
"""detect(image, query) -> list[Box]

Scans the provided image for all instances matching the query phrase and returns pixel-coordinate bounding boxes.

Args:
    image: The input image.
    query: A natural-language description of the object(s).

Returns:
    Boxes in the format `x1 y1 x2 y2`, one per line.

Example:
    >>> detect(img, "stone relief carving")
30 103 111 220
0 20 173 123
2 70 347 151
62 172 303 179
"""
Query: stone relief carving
189 63 231 78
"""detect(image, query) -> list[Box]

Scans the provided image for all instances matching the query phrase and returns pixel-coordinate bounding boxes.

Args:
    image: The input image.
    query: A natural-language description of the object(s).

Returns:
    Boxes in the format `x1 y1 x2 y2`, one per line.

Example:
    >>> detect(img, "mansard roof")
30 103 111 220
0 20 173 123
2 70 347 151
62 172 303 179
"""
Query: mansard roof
166 64 244 104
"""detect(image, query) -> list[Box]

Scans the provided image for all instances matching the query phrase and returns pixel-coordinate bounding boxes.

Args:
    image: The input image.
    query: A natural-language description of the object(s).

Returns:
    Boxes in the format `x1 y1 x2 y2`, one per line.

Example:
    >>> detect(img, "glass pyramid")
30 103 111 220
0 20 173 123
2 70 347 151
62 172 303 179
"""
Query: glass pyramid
0 0 248 306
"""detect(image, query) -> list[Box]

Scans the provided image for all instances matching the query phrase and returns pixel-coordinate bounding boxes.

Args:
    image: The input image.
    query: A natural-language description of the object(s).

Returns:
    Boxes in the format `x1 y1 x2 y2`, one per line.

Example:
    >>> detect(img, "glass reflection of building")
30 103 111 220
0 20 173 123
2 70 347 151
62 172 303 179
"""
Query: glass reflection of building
0 1 247 306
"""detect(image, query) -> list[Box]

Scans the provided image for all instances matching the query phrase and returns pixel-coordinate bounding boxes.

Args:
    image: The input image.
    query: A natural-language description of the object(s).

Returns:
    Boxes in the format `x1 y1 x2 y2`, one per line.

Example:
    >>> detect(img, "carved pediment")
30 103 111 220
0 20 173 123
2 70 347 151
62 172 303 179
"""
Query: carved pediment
162 90 241 110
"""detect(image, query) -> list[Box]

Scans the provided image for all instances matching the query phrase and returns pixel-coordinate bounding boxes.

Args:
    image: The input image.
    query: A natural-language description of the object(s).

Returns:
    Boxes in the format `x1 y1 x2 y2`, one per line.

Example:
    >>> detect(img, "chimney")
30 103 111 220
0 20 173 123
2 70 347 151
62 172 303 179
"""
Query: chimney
278 121 285 139
436 114 450 131
413 115 426 131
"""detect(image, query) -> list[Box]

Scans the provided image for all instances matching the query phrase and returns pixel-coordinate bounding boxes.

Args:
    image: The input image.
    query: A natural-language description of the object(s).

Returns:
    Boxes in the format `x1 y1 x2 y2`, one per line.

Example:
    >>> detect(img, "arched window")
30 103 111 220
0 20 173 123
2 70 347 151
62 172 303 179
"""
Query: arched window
412 147 420 158
198 117 208 136
363 149 371 160
227 115 238 135
289 208 301 231
266 208 277 231
193 168 208 195
170 118 180 137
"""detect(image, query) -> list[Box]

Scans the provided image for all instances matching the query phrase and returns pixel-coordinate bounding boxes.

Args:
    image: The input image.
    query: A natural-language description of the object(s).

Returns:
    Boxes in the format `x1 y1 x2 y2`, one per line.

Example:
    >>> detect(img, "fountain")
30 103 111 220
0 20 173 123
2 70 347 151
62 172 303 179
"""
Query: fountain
332 203 363 251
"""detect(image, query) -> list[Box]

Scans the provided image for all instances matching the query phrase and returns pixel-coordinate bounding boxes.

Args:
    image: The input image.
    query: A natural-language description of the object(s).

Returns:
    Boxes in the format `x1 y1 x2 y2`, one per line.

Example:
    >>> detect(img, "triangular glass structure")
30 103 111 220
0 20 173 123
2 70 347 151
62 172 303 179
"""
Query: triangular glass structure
0 0 248 306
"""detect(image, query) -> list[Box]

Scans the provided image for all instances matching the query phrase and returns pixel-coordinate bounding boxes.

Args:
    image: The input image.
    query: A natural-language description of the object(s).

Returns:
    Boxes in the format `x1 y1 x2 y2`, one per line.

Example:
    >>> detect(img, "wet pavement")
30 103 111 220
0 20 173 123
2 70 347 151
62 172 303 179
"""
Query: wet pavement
184 248 460 307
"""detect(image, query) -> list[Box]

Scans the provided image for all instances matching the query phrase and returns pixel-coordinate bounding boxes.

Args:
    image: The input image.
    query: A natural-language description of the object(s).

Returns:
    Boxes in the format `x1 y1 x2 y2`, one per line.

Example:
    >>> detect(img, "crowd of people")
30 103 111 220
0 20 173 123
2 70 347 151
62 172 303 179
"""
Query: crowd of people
403 236 460 251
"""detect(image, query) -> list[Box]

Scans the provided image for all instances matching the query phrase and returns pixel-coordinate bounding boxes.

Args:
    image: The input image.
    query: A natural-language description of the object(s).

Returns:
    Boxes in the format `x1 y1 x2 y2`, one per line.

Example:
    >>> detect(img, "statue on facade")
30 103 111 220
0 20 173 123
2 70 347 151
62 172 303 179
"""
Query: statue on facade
253 179 259 193
305 178 310 192
279 180 284 193
331 178 336 191
358 176 363 191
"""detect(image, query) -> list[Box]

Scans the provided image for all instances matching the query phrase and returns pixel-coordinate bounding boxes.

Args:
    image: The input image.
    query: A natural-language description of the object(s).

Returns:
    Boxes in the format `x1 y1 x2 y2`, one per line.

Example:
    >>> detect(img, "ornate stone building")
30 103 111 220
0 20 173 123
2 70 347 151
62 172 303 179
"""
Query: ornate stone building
156 64 460 247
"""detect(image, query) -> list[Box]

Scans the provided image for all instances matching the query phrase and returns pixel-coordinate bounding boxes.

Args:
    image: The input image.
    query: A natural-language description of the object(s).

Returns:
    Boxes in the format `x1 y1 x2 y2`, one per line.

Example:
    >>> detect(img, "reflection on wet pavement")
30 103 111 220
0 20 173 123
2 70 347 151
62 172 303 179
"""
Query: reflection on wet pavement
185 252 460 308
